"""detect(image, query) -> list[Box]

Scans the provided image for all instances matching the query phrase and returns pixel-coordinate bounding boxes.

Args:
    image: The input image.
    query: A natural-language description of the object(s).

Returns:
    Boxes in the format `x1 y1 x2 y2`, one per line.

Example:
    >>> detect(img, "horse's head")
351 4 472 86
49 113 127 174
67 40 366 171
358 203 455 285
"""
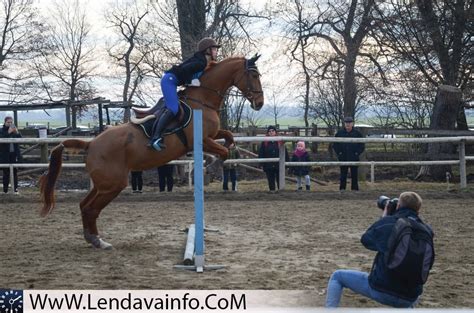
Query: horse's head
233 54 264 111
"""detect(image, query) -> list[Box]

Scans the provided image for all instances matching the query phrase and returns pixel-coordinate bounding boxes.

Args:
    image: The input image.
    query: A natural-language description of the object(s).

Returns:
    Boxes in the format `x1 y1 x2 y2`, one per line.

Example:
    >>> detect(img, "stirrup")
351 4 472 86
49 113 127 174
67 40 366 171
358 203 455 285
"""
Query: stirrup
150 138 165 151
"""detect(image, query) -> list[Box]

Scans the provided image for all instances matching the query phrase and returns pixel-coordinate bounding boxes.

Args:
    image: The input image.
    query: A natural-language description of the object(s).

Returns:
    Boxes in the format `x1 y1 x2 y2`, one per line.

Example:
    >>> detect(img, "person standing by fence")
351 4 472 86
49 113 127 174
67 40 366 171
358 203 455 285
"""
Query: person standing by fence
333 117 365 191
1 116 22 194
258 125 288 192
289 141 311 191
157 164 174 192
223 143 240 192
130 171 143 193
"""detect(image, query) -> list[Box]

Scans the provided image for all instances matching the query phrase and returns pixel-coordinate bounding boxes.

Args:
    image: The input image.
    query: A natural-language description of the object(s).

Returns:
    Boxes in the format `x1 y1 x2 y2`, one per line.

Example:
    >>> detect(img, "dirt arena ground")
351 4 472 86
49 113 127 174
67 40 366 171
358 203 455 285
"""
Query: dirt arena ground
1 179 473 308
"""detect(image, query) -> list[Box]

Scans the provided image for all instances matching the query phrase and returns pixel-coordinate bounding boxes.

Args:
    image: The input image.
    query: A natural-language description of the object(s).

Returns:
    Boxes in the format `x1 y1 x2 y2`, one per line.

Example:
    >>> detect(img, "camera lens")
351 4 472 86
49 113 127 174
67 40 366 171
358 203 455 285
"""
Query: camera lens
377 196 390 210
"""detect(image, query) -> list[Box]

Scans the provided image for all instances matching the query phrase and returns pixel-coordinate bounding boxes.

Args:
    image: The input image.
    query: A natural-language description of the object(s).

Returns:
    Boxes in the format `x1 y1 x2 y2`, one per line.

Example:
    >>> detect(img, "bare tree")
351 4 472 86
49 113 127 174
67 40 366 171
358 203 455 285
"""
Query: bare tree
0 0 45 108
176 0 205 59
224 95 246 131
265 89 288 127
374 0 473 180
34 0 97 127
293 0 385 119
106 2 149 122
374 0 473 127
280 0 317 127
243 105 263 128
0 0 40 67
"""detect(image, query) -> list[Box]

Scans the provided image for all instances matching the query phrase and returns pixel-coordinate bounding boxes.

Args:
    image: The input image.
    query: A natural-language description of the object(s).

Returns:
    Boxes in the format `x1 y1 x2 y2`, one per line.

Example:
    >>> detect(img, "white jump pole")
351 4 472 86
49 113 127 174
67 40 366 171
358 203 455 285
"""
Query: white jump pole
174 109 225 272
183 224 195 265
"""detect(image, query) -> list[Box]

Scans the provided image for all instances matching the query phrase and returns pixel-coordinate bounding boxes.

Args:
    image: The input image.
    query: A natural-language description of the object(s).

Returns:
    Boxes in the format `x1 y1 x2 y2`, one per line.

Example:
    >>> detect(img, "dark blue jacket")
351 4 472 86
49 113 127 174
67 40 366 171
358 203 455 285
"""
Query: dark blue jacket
258 140 288 172
333 128 365 161
290 151 311 176
361 207 429 301
0 125 22 163
166 51 207 86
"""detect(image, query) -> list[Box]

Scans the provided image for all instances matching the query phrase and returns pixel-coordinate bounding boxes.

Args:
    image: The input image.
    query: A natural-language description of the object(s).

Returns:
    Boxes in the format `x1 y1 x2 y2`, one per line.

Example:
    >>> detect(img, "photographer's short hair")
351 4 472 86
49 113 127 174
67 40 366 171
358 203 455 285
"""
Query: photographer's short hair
399 191 422 212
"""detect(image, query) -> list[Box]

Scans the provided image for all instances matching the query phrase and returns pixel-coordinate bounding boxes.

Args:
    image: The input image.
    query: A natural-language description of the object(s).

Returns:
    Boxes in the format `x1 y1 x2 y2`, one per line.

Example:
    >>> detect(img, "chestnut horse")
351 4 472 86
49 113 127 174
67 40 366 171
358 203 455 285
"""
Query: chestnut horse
39 55 264 249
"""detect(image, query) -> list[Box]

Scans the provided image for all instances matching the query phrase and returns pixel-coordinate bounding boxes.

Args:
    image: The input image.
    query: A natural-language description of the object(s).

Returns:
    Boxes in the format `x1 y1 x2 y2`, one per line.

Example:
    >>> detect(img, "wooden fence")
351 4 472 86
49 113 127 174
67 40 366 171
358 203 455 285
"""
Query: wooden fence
0 136 473 193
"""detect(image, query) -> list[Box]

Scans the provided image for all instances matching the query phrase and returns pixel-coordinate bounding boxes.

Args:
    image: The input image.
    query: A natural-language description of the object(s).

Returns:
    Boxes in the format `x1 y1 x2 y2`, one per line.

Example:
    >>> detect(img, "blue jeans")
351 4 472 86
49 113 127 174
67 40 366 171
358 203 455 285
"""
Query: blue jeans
161 72 179 115
325 270 417 308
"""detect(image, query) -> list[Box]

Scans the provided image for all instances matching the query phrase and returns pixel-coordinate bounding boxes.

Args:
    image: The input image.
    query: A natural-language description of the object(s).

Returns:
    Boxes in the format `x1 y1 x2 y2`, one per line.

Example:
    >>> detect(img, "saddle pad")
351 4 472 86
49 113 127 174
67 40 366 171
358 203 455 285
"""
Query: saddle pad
138 100 193 139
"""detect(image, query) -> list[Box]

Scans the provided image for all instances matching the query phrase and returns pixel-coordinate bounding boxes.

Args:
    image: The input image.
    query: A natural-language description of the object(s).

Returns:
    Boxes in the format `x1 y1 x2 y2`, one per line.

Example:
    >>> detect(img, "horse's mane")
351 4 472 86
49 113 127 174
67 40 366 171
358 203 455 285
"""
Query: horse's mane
204 56 245 72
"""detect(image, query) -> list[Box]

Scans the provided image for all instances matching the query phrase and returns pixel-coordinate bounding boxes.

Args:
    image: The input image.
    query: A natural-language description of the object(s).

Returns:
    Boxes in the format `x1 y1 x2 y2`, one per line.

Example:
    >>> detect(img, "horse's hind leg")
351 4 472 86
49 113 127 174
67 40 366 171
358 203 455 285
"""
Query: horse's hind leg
80 187 97 213
81 185 126 249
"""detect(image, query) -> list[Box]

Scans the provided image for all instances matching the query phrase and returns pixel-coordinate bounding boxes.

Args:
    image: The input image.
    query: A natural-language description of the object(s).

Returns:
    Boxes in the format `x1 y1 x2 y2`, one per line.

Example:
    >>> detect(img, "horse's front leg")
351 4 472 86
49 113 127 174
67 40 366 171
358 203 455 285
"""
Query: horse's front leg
203 137 229 160
214 129 234 148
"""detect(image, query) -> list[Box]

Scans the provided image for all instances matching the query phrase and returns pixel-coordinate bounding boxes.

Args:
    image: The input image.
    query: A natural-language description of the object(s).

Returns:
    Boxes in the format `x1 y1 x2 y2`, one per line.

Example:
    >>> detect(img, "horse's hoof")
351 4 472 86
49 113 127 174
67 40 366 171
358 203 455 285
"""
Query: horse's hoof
84 231 113 250
97 239 113 250
90 238 113 250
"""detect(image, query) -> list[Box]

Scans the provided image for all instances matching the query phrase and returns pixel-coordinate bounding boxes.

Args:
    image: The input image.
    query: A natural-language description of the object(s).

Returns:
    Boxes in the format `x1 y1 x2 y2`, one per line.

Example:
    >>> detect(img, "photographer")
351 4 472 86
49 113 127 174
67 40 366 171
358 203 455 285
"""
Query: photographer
1 116 22 193
325 191 434 308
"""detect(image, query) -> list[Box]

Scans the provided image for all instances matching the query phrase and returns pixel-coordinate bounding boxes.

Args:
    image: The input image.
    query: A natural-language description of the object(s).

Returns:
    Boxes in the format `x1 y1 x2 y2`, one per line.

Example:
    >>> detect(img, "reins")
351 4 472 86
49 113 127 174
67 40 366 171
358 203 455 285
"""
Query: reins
183 58 263 112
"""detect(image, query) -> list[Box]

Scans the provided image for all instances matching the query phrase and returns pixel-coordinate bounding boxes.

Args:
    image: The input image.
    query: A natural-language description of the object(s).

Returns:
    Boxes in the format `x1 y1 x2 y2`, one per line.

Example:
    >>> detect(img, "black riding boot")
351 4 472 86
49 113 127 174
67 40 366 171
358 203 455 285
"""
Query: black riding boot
148 108 175 151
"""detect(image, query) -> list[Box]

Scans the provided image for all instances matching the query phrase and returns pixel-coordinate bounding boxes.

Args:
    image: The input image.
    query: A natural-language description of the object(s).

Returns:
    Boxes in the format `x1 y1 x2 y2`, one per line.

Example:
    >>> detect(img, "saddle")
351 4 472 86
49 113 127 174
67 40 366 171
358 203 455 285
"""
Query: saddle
131 98 192 146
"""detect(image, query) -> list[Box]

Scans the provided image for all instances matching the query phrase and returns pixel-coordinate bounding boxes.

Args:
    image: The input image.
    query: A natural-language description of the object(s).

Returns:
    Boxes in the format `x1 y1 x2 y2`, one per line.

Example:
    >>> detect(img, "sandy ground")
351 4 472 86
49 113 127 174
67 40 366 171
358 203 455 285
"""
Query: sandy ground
1 180 473 308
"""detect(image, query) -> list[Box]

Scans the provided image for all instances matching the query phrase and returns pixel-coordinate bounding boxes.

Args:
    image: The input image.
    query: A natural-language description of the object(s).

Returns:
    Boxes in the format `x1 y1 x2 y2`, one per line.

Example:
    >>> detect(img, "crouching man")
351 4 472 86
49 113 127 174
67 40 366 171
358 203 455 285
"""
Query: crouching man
325 191 435 308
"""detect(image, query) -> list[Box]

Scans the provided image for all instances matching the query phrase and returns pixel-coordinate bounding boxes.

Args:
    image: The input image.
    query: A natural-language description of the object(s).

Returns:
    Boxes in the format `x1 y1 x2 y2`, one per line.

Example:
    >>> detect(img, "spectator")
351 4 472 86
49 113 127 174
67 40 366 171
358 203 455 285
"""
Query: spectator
333 116 365 191
289 141 311 191
223 143 240 192
130 171 143 193
157 164 174 192
325 192 434 308
258 125 288 192
1 116 22 194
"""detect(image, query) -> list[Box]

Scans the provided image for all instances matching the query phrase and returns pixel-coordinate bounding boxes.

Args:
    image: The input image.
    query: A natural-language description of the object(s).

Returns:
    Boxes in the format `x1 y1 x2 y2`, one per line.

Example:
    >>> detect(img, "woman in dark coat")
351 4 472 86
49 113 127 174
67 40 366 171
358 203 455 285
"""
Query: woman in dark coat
0 116 22 193
258 125 288 191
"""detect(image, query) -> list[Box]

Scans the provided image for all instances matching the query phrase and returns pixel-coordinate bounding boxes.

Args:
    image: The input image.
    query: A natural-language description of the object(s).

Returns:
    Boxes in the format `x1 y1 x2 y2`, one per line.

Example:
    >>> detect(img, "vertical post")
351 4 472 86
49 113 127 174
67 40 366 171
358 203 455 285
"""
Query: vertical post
371 162 375 184
188 162 193 190
459 140 466 189
98 103 103 133
9 164 14 193
40 144 48 163
279 142 286 190
106 107 111 125
13 111 18 127
193 110 205 272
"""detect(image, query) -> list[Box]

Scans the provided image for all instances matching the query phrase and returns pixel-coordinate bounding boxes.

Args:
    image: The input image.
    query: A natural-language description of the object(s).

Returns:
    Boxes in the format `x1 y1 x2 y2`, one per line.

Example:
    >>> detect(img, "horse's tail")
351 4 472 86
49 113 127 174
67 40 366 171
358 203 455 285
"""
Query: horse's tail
39 139 90 217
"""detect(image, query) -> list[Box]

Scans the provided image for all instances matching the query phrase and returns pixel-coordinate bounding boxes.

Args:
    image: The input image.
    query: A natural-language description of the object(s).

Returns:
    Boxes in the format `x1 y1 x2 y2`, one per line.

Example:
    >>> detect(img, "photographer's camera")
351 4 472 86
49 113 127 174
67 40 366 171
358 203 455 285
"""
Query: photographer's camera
377 195 399 215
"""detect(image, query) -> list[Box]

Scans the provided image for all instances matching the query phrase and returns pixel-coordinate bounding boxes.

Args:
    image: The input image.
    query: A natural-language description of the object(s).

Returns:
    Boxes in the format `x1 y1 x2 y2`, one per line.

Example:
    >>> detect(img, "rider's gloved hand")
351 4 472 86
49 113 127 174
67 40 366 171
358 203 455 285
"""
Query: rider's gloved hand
190 79 201 87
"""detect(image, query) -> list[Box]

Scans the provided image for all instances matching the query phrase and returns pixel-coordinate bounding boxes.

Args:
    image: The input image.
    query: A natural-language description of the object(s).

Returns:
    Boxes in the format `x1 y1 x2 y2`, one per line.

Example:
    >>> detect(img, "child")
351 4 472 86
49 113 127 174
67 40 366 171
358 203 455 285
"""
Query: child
290 141 311 191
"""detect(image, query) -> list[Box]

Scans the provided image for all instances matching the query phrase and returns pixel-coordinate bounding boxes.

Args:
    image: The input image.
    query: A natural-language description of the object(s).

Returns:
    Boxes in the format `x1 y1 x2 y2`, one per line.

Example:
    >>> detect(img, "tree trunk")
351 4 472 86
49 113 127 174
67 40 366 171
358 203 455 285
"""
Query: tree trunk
343 51 357 118
176 0 206 60
416 85 462 180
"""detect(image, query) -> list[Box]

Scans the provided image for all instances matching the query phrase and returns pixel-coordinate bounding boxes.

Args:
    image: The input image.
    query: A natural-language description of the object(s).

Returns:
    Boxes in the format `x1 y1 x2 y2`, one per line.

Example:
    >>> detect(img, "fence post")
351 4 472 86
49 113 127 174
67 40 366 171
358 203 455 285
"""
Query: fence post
279 143 286 190
371 162 375 183
9 163 14 193
187 162 192 190
459 140 467 189
40 144 48 163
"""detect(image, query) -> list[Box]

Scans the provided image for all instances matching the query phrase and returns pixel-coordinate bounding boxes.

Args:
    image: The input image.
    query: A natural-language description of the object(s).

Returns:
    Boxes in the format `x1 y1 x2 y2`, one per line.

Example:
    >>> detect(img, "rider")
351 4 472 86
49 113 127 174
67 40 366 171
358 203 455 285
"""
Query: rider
149 37 220 151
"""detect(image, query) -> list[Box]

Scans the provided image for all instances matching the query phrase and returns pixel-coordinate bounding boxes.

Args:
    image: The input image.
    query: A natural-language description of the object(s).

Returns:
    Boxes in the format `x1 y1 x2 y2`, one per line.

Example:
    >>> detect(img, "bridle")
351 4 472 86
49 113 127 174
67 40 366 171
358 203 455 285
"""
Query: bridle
184 58 263 111
232 60 264 109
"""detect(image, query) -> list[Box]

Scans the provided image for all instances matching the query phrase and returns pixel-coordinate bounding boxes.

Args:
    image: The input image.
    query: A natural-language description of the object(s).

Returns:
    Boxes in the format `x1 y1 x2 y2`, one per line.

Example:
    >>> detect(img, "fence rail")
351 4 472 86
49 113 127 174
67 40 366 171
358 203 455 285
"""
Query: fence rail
0 136 473 193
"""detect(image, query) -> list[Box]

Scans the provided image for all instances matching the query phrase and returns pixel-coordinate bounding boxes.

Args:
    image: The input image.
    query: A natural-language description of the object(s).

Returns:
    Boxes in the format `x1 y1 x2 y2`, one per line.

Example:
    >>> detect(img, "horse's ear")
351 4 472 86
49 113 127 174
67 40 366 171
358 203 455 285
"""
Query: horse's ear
248 53 261 67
